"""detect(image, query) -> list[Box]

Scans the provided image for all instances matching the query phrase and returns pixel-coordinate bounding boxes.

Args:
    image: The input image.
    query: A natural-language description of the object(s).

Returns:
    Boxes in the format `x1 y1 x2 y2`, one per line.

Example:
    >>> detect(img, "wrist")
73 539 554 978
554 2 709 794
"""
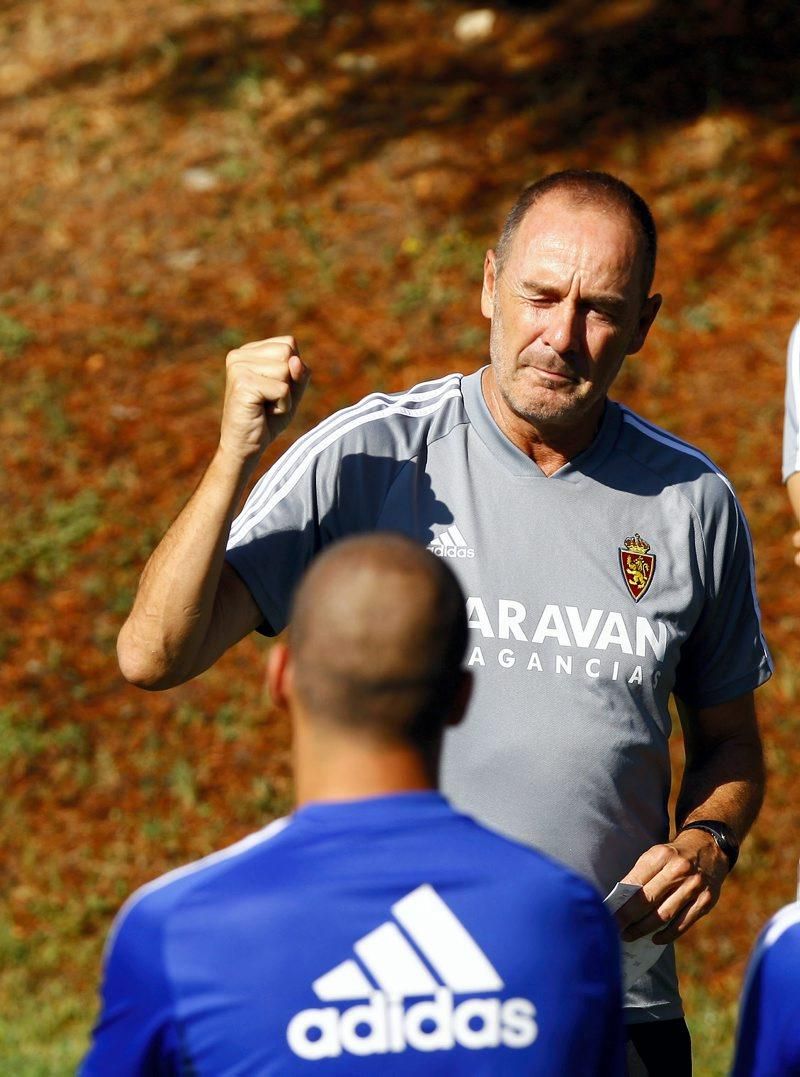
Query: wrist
678 819 739 871
213 441 260 485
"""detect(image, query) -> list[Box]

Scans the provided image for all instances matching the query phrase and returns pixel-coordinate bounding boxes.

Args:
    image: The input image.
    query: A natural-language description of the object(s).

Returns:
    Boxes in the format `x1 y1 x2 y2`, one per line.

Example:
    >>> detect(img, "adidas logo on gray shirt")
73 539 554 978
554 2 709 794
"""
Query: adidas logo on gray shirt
428 525 475 559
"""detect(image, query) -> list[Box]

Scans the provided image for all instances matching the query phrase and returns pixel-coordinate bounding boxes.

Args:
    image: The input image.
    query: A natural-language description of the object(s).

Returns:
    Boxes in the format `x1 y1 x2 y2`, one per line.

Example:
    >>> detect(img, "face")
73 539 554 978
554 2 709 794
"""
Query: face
481 193 661 437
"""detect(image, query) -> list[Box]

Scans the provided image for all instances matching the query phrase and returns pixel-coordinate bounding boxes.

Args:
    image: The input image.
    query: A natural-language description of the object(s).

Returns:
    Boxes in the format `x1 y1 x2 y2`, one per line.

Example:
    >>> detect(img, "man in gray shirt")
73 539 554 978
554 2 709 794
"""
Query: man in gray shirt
119 171 770 1075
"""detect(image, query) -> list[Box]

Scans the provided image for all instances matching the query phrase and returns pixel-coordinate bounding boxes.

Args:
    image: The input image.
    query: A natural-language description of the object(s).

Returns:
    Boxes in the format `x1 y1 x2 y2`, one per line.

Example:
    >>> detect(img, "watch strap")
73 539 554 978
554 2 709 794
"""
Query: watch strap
680 820 739 870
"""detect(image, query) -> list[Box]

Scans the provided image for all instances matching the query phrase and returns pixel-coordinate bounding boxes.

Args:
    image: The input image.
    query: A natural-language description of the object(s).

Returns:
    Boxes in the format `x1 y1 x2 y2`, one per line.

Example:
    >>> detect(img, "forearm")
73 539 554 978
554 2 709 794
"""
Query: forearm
619 693 765 942
117 448 253 689
118 337 308 688
675 727 765 841
787 473 800 529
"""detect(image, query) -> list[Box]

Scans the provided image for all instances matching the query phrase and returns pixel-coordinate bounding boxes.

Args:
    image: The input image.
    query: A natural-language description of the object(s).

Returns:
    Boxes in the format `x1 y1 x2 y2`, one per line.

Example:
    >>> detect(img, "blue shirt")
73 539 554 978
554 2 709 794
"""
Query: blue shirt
733 901 800 1076
82 792 624 1075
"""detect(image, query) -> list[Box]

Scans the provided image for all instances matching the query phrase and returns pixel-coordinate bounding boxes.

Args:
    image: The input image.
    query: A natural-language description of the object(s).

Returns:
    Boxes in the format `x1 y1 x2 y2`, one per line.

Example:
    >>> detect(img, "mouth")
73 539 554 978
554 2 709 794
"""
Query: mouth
525 364 578 385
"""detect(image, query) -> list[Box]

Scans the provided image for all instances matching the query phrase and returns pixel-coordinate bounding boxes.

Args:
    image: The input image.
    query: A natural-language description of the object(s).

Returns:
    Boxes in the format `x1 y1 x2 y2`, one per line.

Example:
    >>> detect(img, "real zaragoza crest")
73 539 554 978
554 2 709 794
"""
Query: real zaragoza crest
619 533 656 602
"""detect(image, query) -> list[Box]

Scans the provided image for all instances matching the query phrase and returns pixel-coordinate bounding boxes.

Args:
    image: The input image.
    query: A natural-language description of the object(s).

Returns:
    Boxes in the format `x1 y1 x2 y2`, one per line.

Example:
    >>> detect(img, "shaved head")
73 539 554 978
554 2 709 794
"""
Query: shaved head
495 170 657 302
288 534 468 749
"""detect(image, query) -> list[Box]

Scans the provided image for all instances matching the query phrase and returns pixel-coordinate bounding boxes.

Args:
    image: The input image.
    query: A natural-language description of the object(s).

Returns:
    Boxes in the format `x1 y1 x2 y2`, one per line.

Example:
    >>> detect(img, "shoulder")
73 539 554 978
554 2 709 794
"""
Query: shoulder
454 811 611 918
294 372 468 459
749 901 800 973
227 373 468 549
107 817 294 953
741 902 800 1027
616 404 730 487
734 903 800 1075
493 833 617 955
614 403 743 516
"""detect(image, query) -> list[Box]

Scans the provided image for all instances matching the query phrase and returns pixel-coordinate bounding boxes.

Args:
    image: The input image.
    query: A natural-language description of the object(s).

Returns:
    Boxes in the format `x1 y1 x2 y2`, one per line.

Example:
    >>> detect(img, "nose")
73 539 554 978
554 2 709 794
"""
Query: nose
542 300 581 356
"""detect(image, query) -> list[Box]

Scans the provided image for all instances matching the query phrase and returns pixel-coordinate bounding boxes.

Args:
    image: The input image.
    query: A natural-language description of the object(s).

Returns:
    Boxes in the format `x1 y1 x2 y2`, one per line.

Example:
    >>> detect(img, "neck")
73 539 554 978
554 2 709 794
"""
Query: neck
482 367 604 476
294 728 438 808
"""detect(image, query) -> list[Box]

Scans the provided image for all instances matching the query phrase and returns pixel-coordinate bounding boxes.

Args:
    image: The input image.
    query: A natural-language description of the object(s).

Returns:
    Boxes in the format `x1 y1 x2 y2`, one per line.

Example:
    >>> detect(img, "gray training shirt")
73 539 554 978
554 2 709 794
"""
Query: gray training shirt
227 367 772 1023
783 320 800 482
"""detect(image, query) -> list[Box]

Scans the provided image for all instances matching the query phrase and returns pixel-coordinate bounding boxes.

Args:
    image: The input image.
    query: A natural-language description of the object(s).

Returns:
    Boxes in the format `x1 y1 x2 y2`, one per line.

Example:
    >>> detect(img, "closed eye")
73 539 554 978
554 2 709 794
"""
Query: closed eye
587 306 618 323
583 301 626 325
522 293 559 307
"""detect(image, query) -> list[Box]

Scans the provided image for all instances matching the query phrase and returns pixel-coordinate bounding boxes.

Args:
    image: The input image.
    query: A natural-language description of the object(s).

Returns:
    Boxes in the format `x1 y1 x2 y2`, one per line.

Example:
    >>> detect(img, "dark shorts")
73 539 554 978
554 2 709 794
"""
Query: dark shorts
626 1018 692 1077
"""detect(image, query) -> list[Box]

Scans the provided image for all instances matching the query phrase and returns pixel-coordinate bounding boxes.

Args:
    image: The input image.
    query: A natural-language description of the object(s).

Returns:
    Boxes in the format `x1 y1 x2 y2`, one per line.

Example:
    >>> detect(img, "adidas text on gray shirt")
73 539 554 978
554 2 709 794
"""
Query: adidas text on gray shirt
227 367 772 1022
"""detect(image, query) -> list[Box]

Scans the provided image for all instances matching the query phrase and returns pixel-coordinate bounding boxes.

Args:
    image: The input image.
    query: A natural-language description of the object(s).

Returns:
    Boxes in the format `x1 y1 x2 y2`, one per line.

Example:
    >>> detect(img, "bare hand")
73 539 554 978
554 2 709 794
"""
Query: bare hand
792 528 800 567
219 336 310 464
614 829 729 945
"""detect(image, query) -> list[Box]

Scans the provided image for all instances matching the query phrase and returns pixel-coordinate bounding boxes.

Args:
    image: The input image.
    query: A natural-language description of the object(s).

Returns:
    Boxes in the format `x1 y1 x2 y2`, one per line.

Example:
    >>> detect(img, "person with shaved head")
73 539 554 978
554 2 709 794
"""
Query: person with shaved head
86 535 624 1075
118 170 771 1073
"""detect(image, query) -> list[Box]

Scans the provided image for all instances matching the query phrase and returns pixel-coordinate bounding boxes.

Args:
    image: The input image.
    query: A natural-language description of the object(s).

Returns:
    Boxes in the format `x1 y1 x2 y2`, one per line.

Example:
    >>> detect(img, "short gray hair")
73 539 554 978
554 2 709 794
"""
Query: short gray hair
494 170 658 300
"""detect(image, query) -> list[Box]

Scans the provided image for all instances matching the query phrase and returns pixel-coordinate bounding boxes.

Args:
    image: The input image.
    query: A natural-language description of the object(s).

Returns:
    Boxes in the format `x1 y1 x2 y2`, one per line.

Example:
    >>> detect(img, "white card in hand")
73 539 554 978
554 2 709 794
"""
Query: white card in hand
604 882 667 991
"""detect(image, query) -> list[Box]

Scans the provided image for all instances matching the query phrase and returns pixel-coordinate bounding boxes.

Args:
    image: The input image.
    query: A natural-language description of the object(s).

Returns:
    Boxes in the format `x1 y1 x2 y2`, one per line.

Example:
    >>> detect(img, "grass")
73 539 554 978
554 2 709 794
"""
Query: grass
0 490 102 584
0 993 91 1076
288 0 325 17
0 915 98 1075
391 224 486 320
2 2 797 1072
86 318 164 353
0 704 47 766
0 313 35 358
684 981 739 1076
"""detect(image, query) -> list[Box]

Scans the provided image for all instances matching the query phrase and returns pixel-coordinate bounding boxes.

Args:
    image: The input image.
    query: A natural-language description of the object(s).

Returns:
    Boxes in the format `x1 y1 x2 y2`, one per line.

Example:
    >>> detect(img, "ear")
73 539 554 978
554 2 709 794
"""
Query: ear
481 250 497 320
266 642 292 710
446 670 473 729
627 292 662 356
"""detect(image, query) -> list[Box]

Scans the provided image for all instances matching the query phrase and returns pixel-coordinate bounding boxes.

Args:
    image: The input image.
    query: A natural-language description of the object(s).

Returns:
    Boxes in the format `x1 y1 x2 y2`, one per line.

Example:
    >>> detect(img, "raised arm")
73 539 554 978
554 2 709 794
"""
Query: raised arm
117 337 309 690
616 691 765 944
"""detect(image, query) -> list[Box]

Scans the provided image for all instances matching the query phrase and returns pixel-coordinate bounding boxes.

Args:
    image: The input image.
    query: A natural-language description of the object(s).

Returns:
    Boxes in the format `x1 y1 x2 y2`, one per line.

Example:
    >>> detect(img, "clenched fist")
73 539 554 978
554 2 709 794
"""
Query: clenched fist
219 336 310 465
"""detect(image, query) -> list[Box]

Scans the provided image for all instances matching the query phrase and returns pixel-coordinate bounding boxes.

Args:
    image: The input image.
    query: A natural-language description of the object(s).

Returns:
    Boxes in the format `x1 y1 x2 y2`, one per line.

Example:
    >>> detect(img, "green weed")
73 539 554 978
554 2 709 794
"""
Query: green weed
391 224 485 319
0 705 47 766
0 627 20 662
217 157 253 182
456 325 485 353
289 0 324 17
14 368 73 440
214 327 246 351
124 317 164 351
169 758 198 809
0 313 35 358
86 318 164 353
0 926 98 1075
251 775 293 818
683 304 718 333
0 489 102 584
28 282 53 304
683 982 738 1077
693 196 725 219
175 701 207 727
126 281 149 298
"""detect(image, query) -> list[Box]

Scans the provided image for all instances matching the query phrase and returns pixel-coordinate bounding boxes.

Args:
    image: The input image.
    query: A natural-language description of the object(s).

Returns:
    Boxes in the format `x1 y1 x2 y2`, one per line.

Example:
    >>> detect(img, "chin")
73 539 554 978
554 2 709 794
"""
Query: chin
509 389 584 428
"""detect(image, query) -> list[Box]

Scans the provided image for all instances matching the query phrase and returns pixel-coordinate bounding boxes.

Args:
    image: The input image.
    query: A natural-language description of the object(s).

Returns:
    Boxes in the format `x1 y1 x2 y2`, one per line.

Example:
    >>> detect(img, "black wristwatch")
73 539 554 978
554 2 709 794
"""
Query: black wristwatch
680 820 739 870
